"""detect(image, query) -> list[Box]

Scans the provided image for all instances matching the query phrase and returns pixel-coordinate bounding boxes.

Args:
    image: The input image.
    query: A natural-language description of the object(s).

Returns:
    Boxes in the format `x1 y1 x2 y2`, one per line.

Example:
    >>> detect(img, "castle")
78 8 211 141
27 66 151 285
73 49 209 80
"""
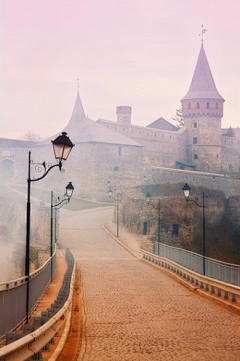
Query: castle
0 43 239 200
97 43 240 174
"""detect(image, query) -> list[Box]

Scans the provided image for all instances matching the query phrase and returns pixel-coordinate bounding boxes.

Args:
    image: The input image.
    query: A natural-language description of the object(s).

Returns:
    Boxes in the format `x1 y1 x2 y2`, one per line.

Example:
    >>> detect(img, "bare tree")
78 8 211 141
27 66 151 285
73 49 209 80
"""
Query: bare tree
21 130 42 142
172 105 184 128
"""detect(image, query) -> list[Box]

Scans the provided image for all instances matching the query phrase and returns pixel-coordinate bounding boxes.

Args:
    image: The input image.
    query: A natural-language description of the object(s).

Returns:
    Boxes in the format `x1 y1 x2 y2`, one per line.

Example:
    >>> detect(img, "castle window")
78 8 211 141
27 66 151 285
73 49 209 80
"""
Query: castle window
172 224 179 236
197 102 200 109
216 103 218 110
193 122 197 129
118 147 122 156
155 133 156 137
207 102 210 109
114 166 119 171
188 103 191 110
216 154 218 158
193 137 197 144
194 154 198 159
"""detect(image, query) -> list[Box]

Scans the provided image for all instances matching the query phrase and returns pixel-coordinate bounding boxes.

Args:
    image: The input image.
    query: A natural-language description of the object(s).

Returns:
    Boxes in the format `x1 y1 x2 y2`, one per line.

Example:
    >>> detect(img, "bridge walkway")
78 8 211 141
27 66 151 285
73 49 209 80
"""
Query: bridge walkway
57 207 240 361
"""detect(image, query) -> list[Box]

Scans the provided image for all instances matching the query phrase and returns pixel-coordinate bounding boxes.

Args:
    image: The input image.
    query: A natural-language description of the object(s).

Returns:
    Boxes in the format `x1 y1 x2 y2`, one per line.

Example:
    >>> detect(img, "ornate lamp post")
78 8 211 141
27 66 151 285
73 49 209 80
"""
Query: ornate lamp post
25 132 74 323
50 182 74 280
146 192 161 255
182 183 206 276
107 181 121 237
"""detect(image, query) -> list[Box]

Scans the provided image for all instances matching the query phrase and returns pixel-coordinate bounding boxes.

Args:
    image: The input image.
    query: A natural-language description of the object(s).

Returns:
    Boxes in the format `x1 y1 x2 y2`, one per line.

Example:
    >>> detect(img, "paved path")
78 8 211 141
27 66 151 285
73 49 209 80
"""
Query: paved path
59 208 240 361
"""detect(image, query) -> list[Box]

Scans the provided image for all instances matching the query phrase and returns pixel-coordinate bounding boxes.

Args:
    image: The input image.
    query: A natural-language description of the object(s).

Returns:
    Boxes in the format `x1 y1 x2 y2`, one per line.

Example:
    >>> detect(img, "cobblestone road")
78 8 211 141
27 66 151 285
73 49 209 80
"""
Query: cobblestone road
59 208 240 361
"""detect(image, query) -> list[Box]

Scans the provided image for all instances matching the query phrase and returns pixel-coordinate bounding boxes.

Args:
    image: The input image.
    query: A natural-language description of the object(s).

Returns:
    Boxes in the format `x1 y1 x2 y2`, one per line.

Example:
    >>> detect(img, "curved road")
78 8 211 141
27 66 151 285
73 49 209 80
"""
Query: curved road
59 208 240 361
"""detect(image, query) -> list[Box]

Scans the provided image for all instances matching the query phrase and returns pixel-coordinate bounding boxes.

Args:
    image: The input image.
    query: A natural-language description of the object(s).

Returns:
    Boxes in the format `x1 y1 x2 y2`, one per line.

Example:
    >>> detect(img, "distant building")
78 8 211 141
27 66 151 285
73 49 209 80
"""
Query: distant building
0 43 239 199
98 44 240 174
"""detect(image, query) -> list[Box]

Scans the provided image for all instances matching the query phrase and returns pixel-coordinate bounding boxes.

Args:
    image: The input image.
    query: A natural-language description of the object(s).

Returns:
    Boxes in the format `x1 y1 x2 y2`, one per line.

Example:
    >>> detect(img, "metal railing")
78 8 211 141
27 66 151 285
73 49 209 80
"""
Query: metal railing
141 249 240 308
0 249 75 361
0 250 56 341
155 242 240 286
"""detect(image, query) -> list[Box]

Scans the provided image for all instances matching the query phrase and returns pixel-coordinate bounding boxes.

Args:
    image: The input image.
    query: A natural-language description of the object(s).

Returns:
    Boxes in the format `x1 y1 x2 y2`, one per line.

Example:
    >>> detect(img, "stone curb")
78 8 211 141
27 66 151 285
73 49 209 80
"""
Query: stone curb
102 223 141 260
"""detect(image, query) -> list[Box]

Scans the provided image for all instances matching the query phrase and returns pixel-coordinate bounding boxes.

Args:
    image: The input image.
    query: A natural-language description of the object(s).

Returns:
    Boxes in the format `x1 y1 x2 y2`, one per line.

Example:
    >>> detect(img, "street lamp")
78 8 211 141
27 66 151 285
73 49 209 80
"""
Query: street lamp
107 181 121 237
25 132 74 323
146 192 161 255
50 182 74 280
182 183 206 276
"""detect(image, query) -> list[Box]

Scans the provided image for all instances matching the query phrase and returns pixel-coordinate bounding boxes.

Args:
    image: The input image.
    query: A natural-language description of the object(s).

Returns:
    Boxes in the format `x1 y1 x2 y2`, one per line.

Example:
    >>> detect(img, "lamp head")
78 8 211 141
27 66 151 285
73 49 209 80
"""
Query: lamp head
146 192 151 205
52 132 75 165
66 181 74 199
108 187 113 198
182 183 191 200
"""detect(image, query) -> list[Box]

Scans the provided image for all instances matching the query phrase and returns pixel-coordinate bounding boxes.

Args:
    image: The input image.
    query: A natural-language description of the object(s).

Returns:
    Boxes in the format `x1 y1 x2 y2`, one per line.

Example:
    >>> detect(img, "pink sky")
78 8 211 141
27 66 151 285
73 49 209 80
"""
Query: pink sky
0 0 239 140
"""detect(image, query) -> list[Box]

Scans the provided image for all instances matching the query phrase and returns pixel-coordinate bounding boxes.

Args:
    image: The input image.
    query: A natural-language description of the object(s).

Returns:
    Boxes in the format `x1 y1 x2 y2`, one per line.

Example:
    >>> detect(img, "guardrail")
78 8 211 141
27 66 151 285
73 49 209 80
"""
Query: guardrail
142 249 240 310
0 249 75 361
0 250 56 341
155 242 240 286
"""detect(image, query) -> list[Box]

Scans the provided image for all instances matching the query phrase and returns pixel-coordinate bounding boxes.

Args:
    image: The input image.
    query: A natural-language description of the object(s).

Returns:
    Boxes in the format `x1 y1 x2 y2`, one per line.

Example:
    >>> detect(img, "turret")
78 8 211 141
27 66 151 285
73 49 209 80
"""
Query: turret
181 44 224 172
116 106 132 125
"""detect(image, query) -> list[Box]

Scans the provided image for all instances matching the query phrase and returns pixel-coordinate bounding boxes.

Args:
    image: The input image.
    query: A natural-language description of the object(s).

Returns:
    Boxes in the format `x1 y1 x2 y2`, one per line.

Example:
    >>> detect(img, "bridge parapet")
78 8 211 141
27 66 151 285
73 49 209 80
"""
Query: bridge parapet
141 249 240 312
0 249 75 361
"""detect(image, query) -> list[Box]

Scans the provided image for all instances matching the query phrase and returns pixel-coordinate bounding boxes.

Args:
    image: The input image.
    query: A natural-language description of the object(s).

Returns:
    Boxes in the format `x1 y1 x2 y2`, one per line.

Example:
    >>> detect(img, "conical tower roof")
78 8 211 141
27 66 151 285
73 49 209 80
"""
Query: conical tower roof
182 44 224 101
39 91 142 148
66 91 86 125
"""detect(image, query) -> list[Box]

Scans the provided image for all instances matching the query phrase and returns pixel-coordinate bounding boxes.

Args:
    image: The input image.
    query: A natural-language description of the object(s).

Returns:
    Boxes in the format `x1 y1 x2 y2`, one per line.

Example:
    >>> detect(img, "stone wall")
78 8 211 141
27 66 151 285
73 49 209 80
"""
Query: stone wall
97 118 240 174
221 136 240 172
26 142 143 202
119 185 194 251
97 120 188 168
118 183 240 263
184 115 222 172
151 166 240 197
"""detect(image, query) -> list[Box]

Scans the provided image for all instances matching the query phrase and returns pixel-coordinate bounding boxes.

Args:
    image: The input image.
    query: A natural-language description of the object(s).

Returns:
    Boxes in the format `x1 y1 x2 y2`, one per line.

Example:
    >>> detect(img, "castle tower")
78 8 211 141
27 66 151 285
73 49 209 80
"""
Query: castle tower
181 43 224 172
116 106 132 125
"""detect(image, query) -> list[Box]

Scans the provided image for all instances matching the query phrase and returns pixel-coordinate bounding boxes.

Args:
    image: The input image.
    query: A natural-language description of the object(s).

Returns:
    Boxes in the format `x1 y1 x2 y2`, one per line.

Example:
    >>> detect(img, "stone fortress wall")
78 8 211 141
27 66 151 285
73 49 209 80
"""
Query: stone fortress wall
150 166 240 197
97 119 188 168
221 133 240 172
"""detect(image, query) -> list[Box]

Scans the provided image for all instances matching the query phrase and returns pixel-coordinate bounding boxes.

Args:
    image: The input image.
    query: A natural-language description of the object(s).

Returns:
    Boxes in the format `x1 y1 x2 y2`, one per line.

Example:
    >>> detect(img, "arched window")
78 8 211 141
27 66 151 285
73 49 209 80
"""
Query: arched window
216 103 218 110
197 102 200 109
207 102 210 109
188 103 191 110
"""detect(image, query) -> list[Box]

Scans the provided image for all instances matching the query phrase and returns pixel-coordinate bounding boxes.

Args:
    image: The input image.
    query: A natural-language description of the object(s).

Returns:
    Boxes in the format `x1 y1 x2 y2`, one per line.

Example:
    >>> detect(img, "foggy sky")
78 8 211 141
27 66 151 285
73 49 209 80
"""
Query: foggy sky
0 0 239 140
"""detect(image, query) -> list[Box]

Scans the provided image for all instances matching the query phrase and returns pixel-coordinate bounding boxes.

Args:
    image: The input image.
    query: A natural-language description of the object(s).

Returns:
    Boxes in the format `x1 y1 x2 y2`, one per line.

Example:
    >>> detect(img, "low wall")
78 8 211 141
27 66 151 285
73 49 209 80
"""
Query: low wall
151 166 240 197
